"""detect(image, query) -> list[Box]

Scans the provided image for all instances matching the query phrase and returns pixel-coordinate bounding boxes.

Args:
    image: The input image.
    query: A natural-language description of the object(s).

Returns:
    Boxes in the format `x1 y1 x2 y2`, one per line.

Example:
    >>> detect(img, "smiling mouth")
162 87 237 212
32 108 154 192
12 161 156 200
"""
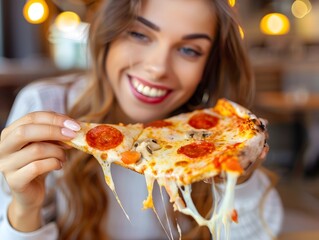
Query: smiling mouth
131 77 169 98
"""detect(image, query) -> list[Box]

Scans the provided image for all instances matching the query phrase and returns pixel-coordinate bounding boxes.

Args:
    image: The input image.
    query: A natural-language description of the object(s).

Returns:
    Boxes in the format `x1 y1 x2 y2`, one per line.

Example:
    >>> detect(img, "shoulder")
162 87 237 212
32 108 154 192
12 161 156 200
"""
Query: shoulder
6 74 87 125
18 74 86 106
19 74 84 100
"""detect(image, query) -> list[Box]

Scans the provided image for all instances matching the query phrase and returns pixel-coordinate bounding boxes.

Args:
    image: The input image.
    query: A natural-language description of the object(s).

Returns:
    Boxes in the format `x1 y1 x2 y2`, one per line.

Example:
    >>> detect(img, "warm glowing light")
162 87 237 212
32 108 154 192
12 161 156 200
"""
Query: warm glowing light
54 11 81 32
229 0 236 7
260 13 290 35
238 26 244 39
23 0 49 24
291 0 312 19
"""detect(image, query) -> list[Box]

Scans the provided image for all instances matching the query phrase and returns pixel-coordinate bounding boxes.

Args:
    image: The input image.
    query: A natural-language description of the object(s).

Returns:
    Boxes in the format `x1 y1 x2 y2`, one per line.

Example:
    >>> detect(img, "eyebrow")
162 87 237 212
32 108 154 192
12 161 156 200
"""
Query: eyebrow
137 16 213 42
182 34 213 41
137 16 160 31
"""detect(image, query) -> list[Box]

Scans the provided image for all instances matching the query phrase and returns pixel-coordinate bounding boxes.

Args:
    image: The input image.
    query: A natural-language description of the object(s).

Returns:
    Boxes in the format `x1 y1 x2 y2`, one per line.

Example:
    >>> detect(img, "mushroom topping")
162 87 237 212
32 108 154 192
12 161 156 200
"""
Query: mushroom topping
186 130 211 140
134 138 162 160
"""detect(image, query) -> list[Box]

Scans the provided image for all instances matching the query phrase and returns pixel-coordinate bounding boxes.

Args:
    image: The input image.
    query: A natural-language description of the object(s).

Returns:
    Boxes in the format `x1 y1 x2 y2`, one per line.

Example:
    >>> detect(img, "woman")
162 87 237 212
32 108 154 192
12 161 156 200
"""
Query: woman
0 0 283 239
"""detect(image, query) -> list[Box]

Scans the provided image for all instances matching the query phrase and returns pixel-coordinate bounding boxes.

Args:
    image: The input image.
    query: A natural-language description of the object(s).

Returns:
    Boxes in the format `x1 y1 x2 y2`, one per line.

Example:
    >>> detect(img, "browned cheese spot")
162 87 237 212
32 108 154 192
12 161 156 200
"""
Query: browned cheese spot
166 169 173 175
175 161 189 167
100 153 108 161
140 165 147 174
186 169 193 175
149 161 156 167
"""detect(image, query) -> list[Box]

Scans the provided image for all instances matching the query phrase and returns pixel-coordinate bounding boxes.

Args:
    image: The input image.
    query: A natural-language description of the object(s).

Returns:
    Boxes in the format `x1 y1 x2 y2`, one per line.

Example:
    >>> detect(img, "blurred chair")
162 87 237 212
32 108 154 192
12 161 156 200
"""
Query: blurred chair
282 61 319 176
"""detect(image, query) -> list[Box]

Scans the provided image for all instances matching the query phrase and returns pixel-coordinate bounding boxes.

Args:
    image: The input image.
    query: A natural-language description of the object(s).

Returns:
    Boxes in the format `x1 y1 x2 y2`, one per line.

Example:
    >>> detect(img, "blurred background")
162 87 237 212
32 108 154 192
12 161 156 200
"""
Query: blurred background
0 0 319 239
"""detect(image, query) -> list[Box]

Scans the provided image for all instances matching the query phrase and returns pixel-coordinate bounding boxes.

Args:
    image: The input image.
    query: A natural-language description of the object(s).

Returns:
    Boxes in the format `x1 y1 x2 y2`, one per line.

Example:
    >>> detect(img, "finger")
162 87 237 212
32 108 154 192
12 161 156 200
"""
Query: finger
213 176 227 184
1 142 66 172
49 141 73 149
1 124 78 154
203 177 213 184
258 144 269 161
1 111 80 141
6 158 62 192
238 145 270 183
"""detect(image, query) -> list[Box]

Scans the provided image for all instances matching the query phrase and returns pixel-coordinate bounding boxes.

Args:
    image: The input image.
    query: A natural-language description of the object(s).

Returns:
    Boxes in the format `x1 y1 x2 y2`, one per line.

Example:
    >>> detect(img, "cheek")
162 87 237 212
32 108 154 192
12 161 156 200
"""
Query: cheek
105 44 119 80
106 40 138 75
176 62 205 91
107 43 124 69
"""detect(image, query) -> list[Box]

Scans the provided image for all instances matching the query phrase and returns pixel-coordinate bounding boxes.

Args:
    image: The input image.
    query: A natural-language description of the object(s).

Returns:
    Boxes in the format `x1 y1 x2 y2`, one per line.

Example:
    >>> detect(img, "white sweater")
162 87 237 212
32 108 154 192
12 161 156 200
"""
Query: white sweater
0 77 283 240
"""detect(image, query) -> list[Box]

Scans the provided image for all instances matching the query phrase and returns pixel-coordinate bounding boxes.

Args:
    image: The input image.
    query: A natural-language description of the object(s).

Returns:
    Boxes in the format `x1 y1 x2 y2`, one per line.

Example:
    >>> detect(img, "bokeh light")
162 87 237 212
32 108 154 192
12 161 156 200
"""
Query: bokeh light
260 13 290 35
54 11 81 32
238 25 244 39
291 0 312 19
229 0 236 7
23 0 49 24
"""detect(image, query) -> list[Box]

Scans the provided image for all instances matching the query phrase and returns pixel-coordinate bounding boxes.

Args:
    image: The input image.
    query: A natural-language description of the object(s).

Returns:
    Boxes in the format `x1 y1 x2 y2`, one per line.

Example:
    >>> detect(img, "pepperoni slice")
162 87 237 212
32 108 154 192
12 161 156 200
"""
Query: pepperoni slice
86 125 123 151
177 141 215 158
188 112 218 129
144 120 172 128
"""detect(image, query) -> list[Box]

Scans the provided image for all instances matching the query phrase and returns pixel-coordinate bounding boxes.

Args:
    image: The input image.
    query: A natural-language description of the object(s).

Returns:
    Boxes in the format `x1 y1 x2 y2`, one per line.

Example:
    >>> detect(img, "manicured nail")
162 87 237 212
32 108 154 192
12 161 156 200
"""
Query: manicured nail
61 128 77 138
63 120 81 131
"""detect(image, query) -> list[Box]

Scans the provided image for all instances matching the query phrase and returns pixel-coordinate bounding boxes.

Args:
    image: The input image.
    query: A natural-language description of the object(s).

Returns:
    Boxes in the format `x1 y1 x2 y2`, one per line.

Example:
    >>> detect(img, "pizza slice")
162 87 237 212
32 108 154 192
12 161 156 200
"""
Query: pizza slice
64 98 267 239
66 122 144 218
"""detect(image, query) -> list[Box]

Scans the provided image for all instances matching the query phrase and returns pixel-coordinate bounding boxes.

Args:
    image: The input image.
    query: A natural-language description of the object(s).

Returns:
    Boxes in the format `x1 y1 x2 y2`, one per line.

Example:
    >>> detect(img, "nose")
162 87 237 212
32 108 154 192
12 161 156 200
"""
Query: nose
144 45 170 80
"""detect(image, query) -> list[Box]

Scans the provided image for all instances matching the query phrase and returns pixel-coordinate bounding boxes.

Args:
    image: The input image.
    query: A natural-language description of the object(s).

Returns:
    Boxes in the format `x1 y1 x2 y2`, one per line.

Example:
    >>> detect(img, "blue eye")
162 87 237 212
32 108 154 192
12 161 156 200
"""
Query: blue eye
179 47 202 58
128 31 149 42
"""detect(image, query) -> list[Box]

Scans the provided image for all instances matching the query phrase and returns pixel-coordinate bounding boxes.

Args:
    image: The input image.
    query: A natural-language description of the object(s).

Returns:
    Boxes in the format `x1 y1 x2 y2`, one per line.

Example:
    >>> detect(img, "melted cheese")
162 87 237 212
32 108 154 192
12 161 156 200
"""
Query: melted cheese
175 172 239 239
98 159 131 221
139 171 239 239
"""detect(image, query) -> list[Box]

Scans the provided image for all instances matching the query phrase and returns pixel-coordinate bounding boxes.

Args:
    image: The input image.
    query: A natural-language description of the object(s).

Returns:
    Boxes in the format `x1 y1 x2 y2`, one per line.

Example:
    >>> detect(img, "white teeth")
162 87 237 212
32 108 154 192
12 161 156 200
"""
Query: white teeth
132 78 168 98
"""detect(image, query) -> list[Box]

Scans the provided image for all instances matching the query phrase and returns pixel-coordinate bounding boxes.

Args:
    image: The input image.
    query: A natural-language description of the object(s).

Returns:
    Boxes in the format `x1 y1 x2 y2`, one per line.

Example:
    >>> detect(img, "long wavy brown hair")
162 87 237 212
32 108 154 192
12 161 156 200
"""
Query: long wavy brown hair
57 0 255 239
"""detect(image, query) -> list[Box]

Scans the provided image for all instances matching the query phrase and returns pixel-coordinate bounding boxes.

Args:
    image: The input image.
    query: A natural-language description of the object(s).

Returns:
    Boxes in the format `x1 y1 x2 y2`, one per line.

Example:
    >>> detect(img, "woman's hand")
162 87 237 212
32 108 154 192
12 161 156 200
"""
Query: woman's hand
237 119 270 184
203 144 269 185
205 122 270 186
236 143 269 184
204 144 269 184
0 111 80 231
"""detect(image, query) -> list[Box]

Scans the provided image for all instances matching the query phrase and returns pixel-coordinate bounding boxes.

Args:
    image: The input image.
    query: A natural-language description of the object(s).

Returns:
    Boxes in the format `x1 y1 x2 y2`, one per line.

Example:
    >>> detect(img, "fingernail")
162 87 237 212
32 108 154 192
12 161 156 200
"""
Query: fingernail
61 128 77 138
64 120 81 131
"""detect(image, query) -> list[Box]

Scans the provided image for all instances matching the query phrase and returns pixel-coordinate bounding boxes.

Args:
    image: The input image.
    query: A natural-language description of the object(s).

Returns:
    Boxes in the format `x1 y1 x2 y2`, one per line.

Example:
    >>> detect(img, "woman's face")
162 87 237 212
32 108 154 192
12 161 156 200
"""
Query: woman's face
106 0 216 123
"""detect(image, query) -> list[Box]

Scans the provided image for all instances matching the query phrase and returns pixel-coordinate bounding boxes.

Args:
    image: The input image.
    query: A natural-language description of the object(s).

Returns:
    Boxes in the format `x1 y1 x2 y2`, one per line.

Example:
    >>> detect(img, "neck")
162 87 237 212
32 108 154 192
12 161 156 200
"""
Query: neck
107 101 137 125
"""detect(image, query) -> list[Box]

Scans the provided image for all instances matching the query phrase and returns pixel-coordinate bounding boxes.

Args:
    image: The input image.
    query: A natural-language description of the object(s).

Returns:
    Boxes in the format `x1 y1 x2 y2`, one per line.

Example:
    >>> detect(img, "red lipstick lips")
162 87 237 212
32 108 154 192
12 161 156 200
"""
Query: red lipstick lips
128 75 171 104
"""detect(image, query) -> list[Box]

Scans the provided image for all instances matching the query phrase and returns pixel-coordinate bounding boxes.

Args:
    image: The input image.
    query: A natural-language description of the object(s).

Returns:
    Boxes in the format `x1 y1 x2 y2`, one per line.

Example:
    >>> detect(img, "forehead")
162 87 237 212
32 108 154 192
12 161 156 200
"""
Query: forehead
139 0 216 35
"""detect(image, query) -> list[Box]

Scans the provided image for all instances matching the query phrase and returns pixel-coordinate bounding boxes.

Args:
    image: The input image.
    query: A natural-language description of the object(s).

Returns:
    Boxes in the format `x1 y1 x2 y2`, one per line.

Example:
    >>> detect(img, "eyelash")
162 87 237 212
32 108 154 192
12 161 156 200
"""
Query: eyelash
127 30 203 59
179 47 203 58
128 31 149 42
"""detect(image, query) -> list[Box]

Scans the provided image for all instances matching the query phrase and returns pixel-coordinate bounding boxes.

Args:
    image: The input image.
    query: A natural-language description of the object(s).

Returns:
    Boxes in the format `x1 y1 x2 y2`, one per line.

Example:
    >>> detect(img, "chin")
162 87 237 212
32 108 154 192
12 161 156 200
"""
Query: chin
125 108 169 124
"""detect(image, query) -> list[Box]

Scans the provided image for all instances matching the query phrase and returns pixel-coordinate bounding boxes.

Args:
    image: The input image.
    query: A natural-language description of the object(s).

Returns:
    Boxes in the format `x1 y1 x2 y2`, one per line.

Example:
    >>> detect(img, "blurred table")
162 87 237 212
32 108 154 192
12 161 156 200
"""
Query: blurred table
0 57 82 87
254 91 319 176
279 231 319 240
255 91 319 113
